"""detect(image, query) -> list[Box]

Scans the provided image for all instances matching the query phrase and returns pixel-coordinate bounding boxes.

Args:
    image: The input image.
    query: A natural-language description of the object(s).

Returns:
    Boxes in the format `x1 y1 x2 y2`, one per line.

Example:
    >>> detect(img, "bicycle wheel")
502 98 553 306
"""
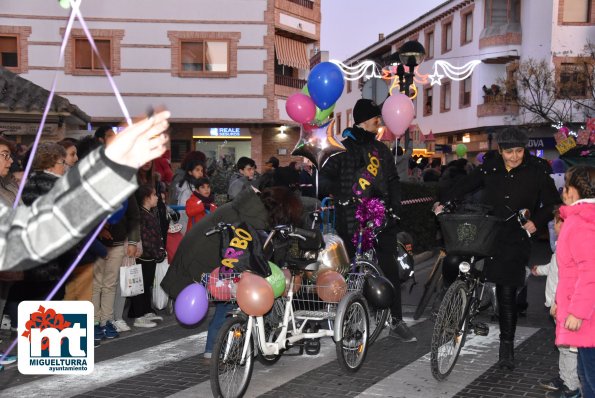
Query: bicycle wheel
335 294 369 372
257 298 284 366
353 260 389 345
210 315 254 398
414 255 444 320
430 279 470 381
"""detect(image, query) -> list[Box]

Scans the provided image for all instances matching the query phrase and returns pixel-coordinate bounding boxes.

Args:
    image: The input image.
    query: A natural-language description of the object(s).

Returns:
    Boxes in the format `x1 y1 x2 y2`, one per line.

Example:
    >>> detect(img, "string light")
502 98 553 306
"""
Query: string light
429 60 481 86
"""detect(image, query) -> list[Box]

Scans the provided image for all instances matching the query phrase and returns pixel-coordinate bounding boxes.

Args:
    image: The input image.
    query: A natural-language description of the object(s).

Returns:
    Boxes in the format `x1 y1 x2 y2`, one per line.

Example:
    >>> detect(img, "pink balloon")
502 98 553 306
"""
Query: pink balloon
207 267 235 301
381 93 415 138
236 272 274 316
286 93 316 124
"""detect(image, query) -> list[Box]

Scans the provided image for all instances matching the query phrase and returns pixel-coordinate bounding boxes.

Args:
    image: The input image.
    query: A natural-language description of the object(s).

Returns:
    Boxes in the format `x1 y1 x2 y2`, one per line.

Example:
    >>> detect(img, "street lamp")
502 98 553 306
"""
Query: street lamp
396 40 426 97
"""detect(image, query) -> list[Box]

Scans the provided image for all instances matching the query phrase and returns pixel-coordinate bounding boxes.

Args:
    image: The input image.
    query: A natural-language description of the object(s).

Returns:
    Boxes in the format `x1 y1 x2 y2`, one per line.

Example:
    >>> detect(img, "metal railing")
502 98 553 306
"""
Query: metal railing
275 74 307 89
287 0 314 9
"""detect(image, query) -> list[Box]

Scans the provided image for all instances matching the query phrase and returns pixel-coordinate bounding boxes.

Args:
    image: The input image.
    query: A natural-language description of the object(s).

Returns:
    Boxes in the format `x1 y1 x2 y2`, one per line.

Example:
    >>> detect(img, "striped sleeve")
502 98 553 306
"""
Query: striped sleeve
0 147 138 271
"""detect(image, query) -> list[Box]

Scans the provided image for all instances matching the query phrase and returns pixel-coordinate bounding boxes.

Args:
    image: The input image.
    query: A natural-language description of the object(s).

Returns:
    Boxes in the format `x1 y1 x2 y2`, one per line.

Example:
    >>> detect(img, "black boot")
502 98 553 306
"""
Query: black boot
498 340 515 370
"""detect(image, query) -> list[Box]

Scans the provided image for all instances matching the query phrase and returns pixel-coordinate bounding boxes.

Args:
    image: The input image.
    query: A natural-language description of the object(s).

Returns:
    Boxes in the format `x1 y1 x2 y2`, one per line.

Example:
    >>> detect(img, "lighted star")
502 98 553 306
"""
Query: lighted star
429 70 444 86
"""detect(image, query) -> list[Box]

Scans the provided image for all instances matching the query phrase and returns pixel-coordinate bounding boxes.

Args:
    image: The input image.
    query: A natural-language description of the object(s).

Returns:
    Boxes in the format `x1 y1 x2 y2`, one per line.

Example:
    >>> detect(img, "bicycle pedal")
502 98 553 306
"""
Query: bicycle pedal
473 322 489 336
304 338 321 355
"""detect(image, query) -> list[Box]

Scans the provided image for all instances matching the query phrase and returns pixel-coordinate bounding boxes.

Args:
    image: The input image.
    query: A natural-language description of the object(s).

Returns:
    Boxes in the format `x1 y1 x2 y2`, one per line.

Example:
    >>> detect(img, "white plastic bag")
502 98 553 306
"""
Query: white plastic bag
120 257 144 297
152 259 169 310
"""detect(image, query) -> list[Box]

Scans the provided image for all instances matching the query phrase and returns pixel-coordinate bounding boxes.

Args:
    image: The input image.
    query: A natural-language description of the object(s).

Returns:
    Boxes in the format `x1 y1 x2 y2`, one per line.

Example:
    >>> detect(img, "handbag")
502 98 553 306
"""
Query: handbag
152 259 169 310
120 257 144 297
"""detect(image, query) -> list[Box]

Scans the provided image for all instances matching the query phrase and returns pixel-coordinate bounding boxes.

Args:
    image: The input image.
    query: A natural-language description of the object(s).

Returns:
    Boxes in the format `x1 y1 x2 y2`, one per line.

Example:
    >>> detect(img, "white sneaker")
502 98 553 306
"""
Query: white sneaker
113 320 131 332
142 312 163 321
133 318 157 328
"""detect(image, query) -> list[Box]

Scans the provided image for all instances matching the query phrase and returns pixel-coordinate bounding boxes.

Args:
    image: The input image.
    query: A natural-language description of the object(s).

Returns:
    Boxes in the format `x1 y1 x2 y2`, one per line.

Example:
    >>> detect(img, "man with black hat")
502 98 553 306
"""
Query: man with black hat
263 156 280 174
443 126 560 370
320 98 416 342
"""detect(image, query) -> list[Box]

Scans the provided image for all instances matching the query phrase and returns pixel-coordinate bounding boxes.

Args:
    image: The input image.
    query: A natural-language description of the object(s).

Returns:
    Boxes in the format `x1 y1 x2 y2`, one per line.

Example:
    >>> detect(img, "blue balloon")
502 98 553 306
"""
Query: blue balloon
107 199 128 224
307 62 345 110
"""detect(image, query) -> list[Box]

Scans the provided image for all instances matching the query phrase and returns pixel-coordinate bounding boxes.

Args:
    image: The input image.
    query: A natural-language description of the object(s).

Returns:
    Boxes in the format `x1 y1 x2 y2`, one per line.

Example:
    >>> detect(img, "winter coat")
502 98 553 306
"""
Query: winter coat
228 172 258 200
161 187 268 298
534 252 558 308
447 150 561 286
185 192 217 232
153 155 173 184
138 206 166 262
169 168 186 204
319 126 401 240
555 200 595 348
99 193 140 247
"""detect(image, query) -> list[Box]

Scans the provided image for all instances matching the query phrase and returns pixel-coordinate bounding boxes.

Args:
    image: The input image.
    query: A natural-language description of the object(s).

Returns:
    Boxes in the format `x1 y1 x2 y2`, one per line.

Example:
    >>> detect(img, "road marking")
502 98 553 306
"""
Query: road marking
1 332 207 398
356 325 539 398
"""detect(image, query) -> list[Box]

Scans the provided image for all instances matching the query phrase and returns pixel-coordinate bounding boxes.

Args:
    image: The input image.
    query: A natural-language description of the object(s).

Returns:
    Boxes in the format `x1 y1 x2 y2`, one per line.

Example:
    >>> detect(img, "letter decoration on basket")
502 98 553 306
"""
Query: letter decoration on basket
219 222 272 278
120 256 144 297
152 258 170 310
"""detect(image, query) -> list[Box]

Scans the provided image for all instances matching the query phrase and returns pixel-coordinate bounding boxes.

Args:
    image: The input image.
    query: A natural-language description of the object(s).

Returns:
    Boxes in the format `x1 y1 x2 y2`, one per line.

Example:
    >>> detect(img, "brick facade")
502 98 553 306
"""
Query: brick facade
479 31 522 49
0 25 32 74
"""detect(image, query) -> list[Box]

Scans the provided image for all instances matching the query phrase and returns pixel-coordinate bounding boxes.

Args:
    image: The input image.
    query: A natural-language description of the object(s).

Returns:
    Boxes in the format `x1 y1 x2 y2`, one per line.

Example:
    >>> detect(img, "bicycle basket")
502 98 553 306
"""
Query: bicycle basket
438 213 501 257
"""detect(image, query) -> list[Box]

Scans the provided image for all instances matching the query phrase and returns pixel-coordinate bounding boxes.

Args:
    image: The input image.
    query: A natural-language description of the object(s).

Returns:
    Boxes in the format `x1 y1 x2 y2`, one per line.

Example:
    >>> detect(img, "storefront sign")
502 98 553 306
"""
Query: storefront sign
527 137 556 149
193 127 251 139
0 122 58 136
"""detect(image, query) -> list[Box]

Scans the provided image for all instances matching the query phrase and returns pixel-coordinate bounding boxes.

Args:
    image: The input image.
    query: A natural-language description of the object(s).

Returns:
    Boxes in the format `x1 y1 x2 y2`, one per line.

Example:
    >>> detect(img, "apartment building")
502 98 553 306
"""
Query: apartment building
333 0 595 161
0 0 320 168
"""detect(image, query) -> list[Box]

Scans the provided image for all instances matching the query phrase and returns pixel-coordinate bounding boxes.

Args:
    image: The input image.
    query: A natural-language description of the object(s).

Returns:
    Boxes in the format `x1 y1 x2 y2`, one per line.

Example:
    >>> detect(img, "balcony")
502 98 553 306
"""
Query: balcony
287 0 314 9
275 74 307 89
477 95 519 117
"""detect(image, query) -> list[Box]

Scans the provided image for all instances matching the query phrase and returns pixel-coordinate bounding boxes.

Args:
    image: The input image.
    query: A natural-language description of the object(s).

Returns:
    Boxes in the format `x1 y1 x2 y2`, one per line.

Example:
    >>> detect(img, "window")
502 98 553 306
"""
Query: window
562 0 591 23
336 113 342 133
460 77 472 107
441 82 451 112
0 36 18 67
443 22 453 53
559 63 588 97
181 40 228 73
346 79 352 93
74 38 111 71
346 109 352 127
485 0 521 26
424 87 433 116
425 30 435 59
463 12 473 44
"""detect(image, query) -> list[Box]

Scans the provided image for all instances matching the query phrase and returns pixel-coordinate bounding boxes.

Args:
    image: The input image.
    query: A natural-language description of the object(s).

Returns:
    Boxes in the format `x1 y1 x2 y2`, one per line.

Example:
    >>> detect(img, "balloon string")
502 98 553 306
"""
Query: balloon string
12 3 78 207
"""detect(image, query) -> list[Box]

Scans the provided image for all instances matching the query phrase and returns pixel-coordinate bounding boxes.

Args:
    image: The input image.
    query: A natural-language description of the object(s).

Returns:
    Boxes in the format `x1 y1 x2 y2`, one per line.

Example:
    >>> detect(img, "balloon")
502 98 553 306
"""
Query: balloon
307 62 345 110
292 119 346 169
316 270 347 303
266 262 286 298
381 93 415 137
362 273 395 309
175 283 209 325
456 143 468 157
286 93 316 124
107 199 128 224
476 152 485 164
207 267 236 301
59 0 71 9
236 272 274 316
303 84 336 125
282 268 302 296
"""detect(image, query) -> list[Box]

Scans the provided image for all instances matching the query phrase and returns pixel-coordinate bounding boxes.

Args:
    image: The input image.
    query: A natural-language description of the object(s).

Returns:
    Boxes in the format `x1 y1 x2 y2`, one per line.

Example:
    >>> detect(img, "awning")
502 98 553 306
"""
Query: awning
274 35 309 70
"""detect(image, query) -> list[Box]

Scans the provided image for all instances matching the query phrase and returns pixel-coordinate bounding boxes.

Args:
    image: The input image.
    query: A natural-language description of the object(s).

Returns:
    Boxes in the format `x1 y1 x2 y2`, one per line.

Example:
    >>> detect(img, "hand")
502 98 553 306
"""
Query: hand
104 110 170 169
432 202 444 216
531 265 539 276
135 242 143 258
550 303 557 317
564 314 582 331
99 227 113 240
126 244 136 258
523 220 537 235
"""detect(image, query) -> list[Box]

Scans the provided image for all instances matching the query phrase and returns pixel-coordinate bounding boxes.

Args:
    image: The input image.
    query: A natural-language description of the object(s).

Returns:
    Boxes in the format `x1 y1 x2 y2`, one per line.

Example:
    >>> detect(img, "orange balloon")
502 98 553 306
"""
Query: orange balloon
316 270 347 302
207 267 234 301
236 272 274 316
282 268 302 296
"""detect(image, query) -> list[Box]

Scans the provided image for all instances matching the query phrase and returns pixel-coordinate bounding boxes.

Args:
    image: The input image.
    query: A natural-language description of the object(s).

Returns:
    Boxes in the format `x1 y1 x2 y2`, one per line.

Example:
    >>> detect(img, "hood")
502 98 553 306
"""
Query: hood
342 126 375 144
560 200 595 227
231 188 268 229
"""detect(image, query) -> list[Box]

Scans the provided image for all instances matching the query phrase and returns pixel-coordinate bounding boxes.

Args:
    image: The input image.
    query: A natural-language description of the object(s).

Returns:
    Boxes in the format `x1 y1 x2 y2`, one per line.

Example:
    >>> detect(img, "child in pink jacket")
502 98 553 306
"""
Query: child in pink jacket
555 165 595 398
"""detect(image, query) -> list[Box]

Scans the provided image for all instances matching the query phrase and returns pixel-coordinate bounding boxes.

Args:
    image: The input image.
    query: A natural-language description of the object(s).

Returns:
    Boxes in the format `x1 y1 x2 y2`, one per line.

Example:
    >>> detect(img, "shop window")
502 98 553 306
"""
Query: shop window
0 36 18 68
441 82 451 112
460 77 472 107
425 30 435 59
424 87 433 116
74 38 111 71
562 0 592 23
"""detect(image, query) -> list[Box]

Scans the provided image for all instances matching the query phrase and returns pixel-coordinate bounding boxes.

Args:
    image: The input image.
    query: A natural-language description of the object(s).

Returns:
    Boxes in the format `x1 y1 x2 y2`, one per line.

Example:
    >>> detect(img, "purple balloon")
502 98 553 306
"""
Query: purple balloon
175 283 209 325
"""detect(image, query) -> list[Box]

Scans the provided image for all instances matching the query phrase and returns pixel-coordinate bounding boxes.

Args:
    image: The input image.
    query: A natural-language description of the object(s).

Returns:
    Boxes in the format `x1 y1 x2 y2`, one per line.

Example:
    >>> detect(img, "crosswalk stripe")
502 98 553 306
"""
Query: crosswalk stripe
1 332 207 398
356 325 539 398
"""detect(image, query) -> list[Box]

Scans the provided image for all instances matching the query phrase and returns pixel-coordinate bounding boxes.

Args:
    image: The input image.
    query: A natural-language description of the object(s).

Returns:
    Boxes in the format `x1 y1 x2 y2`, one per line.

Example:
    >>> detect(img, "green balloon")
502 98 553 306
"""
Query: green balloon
266 262 286 298
59 0 71 9
301 85 309 95
456 143 468 157
315 104 335 124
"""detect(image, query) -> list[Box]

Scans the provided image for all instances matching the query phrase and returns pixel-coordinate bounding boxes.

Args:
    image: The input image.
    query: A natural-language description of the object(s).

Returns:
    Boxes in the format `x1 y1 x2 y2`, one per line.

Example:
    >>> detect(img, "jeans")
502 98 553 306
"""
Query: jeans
205 302 235 353
578 347 595 398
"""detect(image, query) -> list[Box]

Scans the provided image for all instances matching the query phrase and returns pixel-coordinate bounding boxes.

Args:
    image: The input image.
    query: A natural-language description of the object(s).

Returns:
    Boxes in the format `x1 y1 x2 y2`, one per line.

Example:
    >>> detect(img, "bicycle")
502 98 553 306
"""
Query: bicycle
205 223 370 398
413 249 446 320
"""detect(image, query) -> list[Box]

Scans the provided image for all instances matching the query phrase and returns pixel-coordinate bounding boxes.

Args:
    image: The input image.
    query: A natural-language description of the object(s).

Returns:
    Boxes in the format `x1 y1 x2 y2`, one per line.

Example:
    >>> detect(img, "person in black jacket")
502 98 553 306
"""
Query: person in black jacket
442 127 561 370
319 99 415 342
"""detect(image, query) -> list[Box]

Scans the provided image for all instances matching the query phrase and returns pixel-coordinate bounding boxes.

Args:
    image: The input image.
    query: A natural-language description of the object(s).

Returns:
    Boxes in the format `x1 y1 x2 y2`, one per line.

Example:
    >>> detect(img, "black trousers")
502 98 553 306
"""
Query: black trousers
496 284 518 341
128 258 156 319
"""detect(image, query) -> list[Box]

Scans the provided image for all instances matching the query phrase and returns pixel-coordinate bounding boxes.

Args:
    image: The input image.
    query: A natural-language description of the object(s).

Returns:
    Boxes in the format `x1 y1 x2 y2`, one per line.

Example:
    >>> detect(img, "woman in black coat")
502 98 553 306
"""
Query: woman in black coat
445 127 560 370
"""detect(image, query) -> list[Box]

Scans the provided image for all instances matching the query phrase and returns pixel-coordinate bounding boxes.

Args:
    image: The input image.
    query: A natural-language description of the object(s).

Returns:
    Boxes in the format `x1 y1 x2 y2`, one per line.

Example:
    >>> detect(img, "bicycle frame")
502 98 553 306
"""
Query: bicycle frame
454 258 487 329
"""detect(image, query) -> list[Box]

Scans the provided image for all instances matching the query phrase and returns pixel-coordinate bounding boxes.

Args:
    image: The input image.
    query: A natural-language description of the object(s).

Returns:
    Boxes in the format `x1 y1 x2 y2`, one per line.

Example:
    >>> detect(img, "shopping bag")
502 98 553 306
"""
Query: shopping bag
152 259 169 310
120 257 144 297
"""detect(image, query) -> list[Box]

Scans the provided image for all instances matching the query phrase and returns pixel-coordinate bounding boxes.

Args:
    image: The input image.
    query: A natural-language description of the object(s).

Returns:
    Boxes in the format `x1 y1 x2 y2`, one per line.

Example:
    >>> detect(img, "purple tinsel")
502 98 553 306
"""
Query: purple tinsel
353 198 386 251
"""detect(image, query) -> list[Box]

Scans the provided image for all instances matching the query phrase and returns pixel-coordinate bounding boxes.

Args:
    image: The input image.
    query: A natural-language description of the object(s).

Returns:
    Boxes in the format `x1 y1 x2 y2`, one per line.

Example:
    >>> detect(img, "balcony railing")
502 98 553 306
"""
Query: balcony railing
275 74 307 89
287 0 314 9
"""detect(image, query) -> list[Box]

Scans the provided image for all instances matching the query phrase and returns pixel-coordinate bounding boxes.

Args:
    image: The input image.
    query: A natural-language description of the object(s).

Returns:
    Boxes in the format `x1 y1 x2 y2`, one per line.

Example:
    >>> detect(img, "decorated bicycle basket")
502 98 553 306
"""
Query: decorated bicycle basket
438 213 501 257
201 269 242 302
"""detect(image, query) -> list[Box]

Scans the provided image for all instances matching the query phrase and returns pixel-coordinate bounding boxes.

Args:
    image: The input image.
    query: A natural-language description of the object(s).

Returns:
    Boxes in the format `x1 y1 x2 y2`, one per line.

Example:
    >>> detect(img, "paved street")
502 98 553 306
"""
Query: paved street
0 242 560 398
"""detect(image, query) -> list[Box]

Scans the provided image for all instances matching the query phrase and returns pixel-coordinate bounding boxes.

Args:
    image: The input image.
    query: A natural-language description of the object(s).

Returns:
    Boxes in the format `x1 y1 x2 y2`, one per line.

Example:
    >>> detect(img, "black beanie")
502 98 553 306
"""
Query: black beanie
353 99 381 125
497 127 528 149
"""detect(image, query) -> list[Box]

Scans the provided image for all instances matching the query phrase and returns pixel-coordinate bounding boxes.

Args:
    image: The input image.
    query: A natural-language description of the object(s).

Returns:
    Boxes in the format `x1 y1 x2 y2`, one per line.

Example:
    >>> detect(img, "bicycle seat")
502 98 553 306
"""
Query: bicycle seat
286 258 320 272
